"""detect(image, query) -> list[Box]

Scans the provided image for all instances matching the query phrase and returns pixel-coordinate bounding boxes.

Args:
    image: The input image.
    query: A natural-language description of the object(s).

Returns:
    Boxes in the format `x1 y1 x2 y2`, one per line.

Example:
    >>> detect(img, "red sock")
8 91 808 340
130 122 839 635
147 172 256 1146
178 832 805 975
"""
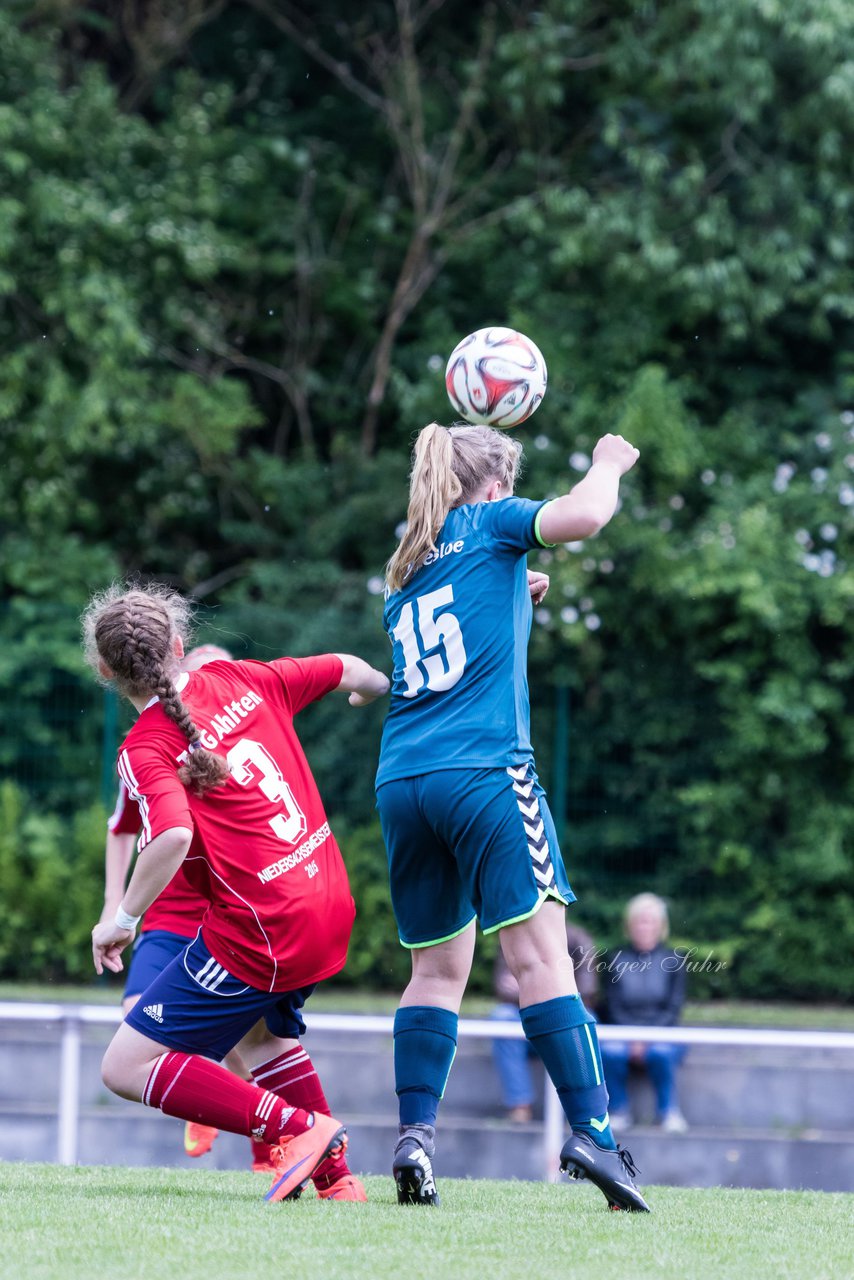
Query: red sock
251 1047 350 1189
144 1052 311 1145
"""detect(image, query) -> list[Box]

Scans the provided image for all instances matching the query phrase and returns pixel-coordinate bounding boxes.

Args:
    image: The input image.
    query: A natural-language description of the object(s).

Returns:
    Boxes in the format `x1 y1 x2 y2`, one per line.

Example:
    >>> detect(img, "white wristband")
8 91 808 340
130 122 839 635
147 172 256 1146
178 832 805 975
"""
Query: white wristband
114 905 141 931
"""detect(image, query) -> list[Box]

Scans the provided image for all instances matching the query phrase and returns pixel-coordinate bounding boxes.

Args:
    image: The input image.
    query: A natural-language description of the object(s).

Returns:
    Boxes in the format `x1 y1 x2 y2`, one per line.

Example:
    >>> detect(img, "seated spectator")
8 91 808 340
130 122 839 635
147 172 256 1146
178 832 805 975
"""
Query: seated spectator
491 920 598 1122
600 892 688 1133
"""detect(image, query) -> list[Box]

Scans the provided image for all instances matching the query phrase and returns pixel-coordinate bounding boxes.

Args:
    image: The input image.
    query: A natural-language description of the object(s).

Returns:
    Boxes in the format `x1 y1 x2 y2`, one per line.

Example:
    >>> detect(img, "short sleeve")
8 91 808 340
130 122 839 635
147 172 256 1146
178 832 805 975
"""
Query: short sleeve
263 654 344 716
107 781 141 835
476 497 552 553
117 743 193 851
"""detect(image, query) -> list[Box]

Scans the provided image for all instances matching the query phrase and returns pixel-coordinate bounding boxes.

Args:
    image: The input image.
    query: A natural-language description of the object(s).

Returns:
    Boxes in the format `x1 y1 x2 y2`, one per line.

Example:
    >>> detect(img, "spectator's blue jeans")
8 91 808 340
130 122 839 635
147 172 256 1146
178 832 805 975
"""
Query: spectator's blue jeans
600 1039 687 1117
491 1003 537 1108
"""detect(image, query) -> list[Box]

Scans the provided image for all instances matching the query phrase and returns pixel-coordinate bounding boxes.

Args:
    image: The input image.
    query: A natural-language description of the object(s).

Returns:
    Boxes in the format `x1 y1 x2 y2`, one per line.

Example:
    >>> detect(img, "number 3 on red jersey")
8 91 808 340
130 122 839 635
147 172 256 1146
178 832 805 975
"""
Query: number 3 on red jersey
227 738 307 845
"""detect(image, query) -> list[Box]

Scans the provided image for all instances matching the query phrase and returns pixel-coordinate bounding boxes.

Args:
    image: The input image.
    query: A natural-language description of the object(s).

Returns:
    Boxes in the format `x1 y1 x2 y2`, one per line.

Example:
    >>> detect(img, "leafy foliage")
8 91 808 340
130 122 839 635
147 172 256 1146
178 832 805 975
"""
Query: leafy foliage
1 2 852 998
0 783 105 981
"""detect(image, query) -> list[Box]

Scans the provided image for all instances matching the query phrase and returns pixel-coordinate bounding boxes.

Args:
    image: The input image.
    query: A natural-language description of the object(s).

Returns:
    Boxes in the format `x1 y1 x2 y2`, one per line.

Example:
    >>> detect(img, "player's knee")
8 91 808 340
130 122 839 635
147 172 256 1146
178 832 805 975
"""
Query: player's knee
508 949 574 988
410 946 471 989
100 1047 124 1096
435 956 471 986
101 1039 139 1101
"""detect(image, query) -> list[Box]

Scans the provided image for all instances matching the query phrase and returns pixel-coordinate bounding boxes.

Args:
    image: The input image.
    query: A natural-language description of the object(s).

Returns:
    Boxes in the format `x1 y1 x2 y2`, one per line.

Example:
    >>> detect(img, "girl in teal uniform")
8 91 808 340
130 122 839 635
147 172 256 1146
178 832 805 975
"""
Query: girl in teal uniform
377 421 650 1212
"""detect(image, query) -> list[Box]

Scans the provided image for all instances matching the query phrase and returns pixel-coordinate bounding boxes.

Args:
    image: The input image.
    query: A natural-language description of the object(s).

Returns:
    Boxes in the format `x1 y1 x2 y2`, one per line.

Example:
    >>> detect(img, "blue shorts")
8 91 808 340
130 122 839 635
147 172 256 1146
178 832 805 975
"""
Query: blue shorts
376 762 575 947
124 932 314 1060
124 929 194 1001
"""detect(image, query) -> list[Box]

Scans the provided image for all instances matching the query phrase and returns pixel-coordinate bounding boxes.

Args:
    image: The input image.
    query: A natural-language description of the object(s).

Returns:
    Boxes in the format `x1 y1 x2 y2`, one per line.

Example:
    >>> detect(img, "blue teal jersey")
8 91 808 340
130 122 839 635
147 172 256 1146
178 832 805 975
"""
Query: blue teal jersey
376 497 551 786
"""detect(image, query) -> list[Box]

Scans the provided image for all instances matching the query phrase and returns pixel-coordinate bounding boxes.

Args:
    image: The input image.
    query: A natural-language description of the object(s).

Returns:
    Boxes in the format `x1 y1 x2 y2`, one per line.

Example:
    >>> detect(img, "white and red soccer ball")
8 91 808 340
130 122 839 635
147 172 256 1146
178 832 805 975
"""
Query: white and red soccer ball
445 326 548 428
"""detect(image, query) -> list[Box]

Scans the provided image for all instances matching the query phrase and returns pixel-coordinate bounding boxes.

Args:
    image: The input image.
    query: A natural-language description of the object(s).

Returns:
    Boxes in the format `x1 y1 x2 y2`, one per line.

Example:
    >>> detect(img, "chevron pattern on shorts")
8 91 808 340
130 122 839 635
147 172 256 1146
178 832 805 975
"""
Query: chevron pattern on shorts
506 763 557 902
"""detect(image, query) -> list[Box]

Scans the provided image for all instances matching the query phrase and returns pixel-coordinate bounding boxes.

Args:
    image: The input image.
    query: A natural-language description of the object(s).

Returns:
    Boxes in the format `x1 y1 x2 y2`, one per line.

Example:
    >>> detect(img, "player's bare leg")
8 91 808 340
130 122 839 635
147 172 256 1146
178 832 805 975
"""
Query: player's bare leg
398 921 475 1014
101 1022 348 1202
497 900 578 1005
121 989 223 1160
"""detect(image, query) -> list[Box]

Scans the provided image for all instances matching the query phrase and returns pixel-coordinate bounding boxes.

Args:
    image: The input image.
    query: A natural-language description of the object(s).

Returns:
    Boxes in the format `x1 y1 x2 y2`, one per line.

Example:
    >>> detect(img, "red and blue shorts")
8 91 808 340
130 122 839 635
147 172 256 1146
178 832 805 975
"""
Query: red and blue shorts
123 931 315 1061
124 929 194 1002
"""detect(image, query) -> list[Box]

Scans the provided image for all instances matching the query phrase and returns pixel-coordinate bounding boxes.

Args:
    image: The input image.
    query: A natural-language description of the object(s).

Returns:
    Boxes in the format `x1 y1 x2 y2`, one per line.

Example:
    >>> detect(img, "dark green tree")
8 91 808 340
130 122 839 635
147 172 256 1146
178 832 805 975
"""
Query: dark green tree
0 1 851 996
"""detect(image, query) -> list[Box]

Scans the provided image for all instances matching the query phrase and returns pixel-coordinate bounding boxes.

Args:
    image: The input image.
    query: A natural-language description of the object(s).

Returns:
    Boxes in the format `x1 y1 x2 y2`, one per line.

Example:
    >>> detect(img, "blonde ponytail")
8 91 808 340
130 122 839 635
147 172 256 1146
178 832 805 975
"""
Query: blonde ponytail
385 424 462 591
385 421 524 591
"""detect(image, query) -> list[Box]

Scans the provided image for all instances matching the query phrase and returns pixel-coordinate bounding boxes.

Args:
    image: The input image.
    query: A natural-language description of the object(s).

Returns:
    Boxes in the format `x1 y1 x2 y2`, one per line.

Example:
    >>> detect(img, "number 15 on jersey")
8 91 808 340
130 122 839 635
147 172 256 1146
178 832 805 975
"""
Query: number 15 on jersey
391 585 467 699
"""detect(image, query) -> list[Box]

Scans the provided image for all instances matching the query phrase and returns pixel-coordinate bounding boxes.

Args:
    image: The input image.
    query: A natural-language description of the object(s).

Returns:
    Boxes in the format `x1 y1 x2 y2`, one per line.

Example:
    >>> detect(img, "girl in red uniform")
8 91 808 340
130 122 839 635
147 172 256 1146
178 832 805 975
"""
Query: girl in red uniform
85 583 389 1202
104 645 281 1171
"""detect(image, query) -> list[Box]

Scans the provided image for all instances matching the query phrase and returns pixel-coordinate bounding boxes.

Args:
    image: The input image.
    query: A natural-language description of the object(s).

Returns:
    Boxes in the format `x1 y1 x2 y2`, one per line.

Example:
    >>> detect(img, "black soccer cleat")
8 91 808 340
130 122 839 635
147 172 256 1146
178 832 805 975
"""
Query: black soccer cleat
393 1125 439 1206
560 1132 651 1212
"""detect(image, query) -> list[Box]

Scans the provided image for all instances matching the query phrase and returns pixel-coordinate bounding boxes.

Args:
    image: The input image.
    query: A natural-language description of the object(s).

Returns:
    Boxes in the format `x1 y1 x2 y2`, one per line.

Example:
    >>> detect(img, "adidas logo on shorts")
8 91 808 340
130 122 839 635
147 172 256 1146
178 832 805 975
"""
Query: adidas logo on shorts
143 1003 164 1024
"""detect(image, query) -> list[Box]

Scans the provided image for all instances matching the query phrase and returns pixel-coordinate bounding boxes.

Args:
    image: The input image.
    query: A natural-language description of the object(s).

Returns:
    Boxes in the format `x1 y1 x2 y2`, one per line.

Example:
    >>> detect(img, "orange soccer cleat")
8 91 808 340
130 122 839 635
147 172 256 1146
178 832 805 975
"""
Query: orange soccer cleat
264 1113 348 1204
316 1174 367 1202
184 1121 219 1158
251 1136 279 1174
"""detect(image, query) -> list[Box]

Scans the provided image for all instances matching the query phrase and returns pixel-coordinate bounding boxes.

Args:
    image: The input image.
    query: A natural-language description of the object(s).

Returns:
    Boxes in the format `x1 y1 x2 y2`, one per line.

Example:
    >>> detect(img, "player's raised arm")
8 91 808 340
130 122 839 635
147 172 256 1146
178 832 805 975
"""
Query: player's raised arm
334 654 391 708
537 433 639 545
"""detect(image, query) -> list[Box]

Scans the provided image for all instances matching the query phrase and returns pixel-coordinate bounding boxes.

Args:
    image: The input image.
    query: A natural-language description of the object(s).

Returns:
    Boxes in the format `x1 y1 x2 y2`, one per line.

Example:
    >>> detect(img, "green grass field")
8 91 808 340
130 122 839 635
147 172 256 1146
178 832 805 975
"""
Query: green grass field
1 1166 850 1280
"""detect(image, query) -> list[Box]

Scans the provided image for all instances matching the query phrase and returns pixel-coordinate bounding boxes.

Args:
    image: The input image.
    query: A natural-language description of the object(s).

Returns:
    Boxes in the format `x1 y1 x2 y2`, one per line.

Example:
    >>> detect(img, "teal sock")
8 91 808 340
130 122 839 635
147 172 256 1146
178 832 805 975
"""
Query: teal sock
394 1005 458 1127
521 994 617 1150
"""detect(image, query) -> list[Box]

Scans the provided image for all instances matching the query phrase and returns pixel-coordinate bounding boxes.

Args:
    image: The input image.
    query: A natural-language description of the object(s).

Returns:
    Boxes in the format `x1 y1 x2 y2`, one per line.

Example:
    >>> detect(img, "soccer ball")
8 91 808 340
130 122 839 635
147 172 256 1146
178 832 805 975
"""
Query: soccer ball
445 326 548 428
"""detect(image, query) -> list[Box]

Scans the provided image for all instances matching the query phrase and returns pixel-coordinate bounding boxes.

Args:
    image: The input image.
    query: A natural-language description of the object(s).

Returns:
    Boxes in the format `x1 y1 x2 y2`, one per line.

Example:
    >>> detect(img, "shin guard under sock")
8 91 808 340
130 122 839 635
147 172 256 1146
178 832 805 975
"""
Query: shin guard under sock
394 1005 458 1128
251 1046 349 1189
521 995 617 1150
143 1051 310 1145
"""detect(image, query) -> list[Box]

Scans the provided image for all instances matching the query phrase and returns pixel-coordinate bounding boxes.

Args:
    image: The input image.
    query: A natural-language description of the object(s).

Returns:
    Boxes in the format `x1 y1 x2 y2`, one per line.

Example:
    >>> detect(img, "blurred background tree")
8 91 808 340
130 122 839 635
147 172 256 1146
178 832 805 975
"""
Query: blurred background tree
0 0 851 997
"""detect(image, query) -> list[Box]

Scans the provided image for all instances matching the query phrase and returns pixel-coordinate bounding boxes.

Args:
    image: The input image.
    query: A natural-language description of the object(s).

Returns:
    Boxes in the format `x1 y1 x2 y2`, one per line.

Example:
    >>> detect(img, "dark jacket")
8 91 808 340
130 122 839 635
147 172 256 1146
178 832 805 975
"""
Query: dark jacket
602 944 686 1027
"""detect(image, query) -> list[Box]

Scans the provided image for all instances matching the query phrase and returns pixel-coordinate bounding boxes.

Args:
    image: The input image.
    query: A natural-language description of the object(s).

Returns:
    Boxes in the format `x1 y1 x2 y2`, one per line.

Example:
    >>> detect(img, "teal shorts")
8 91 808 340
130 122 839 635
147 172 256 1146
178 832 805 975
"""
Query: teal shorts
376 762 575 947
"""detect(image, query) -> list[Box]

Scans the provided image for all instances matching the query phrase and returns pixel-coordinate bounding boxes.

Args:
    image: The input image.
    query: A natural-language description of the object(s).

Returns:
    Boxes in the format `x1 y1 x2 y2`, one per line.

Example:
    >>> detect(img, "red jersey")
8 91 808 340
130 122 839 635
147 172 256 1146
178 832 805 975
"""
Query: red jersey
108 782 208 938
116 655 354 992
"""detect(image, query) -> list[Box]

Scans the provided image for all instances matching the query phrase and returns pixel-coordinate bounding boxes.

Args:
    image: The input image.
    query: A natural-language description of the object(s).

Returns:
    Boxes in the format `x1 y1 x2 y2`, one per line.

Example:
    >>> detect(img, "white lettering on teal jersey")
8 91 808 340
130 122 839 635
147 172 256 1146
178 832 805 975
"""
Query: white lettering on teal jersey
423 539 465 566
391 585 467 698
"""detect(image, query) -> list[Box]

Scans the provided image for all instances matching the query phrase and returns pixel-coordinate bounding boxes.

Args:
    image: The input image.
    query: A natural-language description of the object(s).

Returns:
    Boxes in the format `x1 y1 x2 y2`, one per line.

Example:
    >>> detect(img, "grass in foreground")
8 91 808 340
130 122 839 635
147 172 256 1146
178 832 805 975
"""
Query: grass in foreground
0 1165 850 1280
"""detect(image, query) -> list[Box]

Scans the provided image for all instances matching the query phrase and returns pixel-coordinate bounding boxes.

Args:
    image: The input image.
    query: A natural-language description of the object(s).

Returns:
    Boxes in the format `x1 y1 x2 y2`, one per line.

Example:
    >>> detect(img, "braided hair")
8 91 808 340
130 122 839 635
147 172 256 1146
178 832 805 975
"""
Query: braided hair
82 583 229 796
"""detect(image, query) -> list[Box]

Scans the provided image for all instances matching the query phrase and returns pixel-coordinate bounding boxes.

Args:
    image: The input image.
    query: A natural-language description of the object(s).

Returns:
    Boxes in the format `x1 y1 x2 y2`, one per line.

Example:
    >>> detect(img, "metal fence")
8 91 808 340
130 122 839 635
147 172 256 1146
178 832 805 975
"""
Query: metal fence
3 1001 853 1177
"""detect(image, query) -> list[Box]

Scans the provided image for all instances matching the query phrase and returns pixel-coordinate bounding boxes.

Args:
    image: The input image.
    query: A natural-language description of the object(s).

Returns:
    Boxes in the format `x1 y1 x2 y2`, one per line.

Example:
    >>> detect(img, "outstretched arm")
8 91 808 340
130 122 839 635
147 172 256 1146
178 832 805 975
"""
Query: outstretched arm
537 434 639 545
334 654 391 707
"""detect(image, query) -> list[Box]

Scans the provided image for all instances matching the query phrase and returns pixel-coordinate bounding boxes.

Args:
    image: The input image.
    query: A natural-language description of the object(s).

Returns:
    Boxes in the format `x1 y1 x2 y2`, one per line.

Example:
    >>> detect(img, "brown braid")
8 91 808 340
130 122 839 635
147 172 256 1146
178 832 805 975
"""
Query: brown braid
82 583 229 797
